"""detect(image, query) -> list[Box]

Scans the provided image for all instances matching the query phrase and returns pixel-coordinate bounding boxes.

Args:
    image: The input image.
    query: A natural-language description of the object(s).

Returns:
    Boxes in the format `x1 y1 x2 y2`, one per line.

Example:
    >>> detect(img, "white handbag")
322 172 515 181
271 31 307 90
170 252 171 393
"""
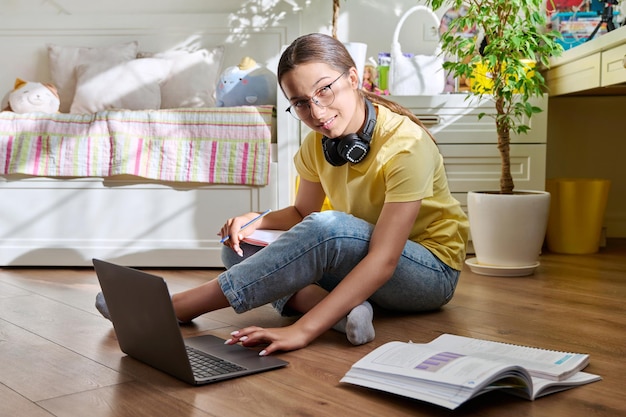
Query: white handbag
388 5 445 96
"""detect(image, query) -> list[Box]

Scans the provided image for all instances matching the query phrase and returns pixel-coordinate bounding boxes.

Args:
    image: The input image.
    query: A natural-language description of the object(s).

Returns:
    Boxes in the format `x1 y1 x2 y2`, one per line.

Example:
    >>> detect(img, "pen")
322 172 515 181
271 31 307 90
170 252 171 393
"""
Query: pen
220 209 271 243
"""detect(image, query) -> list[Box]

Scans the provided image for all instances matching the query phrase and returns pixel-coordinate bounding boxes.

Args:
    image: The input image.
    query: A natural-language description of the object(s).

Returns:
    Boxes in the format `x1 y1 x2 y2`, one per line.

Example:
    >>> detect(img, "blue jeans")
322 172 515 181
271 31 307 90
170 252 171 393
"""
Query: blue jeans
218 211 460 315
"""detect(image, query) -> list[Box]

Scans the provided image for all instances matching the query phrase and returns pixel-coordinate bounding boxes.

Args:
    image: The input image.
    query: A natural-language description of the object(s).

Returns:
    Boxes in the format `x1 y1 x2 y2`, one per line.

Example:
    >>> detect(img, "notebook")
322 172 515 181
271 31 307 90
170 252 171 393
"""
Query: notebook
93 258 288 385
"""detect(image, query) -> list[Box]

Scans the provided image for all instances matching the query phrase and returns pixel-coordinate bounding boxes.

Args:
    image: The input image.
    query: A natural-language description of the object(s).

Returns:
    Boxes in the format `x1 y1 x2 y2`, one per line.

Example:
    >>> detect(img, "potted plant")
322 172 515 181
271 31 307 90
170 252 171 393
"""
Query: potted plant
423 0 563 275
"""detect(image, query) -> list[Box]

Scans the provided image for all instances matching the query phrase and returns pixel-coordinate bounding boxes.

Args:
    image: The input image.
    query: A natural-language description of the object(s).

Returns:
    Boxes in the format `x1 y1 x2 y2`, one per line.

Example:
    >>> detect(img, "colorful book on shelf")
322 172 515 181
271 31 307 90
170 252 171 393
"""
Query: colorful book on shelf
341 333 601 410
242 229 285 247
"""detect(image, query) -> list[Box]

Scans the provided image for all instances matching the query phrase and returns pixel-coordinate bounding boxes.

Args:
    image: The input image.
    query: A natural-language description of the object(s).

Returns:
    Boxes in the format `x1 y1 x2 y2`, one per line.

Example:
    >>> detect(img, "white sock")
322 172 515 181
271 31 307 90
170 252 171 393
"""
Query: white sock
95 292 111 320
332 301 375 345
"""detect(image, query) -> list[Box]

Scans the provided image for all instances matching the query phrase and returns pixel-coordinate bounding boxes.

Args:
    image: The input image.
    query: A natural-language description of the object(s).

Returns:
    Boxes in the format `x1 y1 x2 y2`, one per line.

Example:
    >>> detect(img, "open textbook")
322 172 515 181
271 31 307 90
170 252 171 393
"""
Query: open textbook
341 333 601 410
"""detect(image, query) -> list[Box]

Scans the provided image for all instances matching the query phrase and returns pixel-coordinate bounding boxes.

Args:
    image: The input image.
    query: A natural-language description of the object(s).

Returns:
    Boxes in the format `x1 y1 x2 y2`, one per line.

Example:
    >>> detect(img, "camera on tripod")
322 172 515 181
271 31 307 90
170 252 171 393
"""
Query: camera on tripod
588 0 619 41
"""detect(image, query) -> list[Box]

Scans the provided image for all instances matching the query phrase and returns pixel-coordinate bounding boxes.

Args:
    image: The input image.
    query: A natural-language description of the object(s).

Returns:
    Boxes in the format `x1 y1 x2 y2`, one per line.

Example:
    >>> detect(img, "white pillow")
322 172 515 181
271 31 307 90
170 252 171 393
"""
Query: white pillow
70 58 172 114
139 46 224 108
47 41 139 113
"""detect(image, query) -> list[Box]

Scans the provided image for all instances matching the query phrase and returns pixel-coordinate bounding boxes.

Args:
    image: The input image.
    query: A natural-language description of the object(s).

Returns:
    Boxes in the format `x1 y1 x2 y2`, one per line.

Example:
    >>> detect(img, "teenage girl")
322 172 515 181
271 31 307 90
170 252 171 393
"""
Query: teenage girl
97 33 469 356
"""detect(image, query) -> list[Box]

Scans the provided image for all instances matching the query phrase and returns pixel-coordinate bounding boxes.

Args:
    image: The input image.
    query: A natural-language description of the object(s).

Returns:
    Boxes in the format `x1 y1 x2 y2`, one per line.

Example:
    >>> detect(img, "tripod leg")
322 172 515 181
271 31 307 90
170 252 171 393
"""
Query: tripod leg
587 20 602 42
607 16 616 32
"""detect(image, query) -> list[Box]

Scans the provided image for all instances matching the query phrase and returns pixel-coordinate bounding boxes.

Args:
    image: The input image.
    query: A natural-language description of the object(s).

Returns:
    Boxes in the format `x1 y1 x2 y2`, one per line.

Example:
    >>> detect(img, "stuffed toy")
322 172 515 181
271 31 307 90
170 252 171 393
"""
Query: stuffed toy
216 57 277 107
2 78 60 113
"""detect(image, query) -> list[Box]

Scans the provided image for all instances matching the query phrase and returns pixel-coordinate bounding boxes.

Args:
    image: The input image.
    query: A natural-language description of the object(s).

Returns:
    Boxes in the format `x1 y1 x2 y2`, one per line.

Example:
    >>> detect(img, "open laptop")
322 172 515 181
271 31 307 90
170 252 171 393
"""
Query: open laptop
93 258 288 385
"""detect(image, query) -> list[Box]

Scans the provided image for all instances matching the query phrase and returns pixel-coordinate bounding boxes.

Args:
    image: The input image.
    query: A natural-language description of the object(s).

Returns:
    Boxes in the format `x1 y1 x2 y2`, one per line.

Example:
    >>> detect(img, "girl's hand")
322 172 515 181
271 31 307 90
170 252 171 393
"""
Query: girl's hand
219 213 259 256
224 324 313 356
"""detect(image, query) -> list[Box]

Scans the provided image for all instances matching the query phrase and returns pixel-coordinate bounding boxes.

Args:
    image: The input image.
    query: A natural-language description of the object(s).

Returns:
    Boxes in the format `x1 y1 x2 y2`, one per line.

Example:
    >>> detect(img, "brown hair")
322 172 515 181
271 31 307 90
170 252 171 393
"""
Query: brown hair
278 33 435 142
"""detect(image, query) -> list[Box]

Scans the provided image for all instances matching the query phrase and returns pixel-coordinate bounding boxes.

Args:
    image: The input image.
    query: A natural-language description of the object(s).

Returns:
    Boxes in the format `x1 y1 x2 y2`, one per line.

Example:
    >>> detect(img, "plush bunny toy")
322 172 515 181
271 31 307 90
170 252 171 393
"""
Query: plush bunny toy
3 78 60 114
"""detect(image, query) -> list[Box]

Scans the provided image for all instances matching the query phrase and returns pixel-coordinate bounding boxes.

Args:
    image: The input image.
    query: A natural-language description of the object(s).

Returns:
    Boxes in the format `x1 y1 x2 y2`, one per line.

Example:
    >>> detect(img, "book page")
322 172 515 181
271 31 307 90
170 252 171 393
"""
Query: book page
426 334 589 381
530 371 602 399
346 341 527 388
242 229 285 246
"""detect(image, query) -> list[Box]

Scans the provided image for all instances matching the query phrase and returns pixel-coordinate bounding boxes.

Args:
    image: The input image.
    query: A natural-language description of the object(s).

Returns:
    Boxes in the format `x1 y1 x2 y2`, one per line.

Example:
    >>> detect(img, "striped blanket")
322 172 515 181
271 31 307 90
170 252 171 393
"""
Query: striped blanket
0 106 273 185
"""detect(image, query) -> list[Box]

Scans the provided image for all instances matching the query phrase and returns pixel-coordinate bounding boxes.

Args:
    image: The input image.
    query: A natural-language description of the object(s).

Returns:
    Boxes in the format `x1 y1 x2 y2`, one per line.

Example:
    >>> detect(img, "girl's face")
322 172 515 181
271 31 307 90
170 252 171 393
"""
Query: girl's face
281 62 362 139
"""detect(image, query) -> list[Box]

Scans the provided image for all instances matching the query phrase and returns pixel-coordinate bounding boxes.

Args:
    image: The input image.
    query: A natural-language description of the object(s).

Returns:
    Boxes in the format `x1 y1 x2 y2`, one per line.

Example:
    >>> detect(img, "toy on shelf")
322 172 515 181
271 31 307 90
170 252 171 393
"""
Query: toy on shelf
2 78 60 113
216 57 277 107
362 64 388 95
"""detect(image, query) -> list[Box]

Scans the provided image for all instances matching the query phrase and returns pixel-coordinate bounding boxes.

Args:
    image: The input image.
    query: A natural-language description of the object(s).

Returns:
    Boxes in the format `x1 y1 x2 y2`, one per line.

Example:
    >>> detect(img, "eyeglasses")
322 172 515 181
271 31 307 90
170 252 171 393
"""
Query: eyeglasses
285 72 346 121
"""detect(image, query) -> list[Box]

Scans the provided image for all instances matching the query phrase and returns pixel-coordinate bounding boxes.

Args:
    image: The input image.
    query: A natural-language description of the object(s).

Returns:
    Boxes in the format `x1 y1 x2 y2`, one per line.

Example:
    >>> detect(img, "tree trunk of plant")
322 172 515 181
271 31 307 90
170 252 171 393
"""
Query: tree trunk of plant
495 97 514 194
332 0 340 39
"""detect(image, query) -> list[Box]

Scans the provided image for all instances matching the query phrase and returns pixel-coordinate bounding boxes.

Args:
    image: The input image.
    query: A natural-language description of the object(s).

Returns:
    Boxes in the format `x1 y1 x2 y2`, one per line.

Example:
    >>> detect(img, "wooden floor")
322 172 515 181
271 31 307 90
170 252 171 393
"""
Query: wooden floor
1 240 625 417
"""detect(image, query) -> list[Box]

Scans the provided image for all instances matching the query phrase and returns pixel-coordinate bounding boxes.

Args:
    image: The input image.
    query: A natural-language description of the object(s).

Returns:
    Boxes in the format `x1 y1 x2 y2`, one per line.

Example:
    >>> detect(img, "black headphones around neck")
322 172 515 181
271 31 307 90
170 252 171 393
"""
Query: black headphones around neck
322 98 377 166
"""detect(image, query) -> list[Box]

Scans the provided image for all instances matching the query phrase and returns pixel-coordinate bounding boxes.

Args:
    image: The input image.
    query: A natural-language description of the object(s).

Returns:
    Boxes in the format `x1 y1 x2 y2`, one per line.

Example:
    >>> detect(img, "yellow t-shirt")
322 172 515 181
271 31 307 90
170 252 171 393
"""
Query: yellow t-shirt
293 104 469 270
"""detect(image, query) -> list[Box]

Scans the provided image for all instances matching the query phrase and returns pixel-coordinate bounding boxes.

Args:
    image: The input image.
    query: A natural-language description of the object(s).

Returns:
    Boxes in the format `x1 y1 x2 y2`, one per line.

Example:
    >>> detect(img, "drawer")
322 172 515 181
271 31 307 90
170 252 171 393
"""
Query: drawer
601 43 626 87
545 52 601 95
440 143 547 193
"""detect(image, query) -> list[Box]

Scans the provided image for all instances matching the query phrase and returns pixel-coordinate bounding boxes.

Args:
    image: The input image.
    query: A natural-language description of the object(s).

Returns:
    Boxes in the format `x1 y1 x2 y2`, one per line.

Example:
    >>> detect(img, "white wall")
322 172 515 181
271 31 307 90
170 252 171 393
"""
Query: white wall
0 0 449 67
299 1 447 60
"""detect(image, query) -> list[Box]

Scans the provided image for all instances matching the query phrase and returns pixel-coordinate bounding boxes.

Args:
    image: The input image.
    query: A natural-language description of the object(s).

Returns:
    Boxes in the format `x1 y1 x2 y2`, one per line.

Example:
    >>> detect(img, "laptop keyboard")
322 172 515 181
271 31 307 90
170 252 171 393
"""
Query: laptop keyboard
186 345 247 379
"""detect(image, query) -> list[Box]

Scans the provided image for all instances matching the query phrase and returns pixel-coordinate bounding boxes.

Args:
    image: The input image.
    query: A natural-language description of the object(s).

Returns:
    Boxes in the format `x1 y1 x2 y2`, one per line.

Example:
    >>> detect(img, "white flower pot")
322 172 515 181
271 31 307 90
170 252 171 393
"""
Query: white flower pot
467 190 551 274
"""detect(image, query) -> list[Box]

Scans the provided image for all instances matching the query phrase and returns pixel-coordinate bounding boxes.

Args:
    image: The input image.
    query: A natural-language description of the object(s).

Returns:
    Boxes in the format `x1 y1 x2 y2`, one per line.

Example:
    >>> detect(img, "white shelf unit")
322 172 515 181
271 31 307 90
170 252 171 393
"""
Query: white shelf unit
390 95 548 211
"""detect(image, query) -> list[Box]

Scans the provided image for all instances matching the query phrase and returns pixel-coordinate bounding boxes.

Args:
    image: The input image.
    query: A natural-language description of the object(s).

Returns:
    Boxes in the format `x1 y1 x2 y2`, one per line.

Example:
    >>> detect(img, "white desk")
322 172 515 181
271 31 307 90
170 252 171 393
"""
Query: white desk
544 25 626 238
545 25 626 96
